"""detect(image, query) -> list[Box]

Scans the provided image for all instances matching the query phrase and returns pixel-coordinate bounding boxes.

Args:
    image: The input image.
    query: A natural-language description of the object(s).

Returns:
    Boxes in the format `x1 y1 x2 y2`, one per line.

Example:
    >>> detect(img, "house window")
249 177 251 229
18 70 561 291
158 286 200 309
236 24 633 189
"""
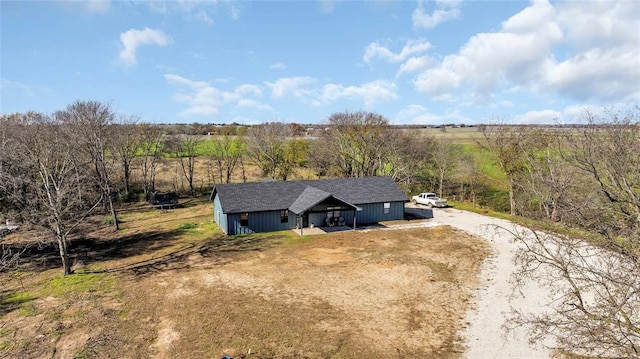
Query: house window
280 210 289 223
327 206 341 219
240 212 249 226
384 202 391 214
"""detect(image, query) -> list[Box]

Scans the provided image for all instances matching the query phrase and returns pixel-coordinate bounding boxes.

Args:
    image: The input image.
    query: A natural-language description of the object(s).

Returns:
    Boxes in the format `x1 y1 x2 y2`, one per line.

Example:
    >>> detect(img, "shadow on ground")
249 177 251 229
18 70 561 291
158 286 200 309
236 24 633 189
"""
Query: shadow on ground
3 230 186 273
404 207 434 220
102 233 286 277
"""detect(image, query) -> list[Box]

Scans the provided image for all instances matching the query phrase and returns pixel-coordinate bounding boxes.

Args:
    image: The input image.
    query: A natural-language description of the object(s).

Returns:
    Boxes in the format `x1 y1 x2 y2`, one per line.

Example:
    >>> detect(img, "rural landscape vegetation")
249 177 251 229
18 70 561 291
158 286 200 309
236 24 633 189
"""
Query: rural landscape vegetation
1 101 639 358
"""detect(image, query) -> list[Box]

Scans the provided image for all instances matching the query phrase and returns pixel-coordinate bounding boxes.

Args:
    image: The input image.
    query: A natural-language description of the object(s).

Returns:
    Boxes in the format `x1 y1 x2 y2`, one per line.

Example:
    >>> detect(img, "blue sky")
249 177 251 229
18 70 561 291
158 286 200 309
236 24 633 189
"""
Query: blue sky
1 0 639 125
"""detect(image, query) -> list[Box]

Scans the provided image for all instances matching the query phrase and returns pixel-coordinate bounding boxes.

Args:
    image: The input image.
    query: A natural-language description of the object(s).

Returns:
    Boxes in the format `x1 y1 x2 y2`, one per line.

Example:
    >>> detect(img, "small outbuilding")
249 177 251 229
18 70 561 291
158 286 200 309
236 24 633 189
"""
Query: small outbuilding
210 176 408 235
148 191 179 209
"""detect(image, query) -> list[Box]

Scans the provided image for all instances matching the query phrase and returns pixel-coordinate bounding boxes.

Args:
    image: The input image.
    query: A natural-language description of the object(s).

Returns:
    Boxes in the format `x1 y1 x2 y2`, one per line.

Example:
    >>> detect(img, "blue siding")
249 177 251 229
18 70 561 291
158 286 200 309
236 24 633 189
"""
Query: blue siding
213 195 228 234
228 210 295 234
218 199 405 235
309 213 325 227
356 201 404 224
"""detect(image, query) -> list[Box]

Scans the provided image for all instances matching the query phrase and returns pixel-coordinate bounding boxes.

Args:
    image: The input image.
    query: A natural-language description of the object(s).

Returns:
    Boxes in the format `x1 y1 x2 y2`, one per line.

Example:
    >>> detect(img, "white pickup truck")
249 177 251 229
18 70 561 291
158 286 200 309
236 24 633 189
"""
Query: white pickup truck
411 192 448 208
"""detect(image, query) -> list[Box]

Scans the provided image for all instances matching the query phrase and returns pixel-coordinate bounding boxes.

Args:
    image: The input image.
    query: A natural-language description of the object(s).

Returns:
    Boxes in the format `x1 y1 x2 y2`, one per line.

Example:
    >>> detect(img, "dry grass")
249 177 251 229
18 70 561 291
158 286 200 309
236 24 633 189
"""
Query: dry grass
1 199 490 359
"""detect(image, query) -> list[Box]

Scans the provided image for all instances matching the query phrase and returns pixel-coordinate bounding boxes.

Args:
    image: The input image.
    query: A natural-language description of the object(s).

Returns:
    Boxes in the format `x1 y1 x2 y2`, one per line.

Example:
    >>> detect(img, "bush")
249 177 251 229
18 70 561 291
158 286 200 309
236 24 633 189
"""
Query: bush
178 223 197 230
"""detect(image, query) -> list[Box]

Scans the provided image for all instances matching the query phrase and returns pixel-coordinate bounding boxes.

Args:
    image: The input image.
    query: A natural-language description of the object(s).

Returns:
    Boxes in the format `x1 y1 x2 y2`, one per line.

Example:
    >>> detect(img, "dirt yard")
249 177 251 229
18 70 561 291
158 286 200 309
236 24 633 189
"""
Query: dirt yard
0 200 489 359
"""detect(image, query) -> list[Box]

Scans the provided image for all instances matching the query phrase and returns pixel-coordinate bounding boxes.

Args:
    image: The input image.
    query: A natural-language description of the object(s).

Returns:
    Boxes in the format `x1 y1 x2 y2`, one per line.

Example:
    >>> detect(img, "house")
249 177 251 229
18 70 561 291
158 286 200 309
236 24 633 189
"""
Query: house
210 176 408 235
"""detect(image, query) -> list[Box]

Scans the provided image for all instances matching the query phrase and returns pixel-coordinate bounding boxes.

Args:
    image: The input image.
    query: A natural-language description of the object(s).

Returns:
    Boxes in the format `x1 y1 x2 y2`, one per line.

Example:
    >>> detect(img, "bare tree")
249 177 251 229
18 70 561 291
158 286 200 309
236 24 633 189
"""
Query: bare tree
308 138 335 178
210 136 245 183
431 139 462 198
561 111 640 245
480 124 530 215
324 111 389 177
111 115 141 200
246 122 290 178
455 151 484 206
2 112 101 275
167 132 201 196
378 130 434 191
138 123 164 197
516 128 574 222
506 109 640 357
507 227 639 357
277 139 309 181
58 100 120 230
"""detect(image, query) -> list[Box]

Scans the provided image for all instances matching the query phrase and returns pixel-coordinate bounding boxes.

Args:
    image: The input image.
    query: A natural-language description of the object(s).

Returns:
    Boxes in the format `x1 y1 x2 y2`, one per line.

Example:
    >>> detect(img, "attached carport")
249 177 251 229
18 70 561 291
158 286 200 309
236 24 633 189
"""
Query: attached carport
288 186 360 236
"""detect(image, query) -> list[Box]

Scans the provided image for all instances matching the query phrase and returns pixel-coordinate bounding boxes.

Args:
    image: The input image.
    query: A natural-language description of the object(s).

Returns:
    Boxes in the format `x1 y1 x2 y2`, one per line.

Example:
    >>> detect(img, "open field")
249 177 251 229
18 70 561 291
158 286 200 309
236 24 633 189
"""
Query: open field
1 198 489 358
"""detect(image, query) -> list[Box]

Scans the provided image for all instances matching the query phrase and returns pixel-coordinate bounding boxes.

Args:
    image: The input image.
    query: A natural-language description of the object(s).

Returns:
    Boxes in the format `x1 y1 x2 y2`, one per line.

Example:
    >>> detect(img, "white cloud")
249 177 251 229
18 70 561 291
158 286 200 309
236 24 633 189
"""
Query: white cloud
0 78 48 98
363 38 432 65
143 0 241 24
237 99 273 111
118 28 170 67
397 56 431 77
85 0 111 14
194 10 214 25
317 80 398 107
412 0 462 29
165 74 222 116
393 104 470 125
265 77 316 99
165 74 271 117
413 0 639 104
319 0 337 14
230 4 241 20
514 109 562 124
270 63 287 70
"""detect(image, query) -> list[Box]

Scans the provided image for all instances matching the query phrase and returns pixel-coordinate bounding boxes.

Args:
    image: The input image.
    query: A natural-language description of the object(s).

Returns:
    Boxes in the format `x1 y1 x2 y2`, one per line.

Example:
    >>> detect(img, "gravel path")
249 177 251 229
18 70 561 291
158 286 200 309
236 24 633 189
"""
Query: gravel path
407 206 553 358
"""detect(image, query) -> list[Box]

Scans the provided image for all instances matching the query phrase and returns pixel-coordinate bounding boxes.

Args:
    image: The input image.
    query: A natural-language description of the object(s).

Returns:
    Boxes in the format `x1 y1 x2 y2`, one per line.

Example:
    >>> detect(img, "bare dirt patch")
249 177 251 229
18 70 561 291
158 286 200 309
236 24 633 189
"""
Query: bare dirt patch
112 226 489 358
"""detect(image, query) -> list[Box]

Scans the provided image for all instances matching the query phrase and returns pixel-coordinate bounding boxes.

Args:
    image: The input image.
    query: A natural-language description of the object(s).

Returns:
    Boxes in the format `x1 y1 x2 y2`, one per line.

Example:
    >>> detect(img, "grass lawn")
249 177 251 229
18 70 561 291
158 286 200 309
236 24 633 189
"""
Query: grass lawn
1 198 489 359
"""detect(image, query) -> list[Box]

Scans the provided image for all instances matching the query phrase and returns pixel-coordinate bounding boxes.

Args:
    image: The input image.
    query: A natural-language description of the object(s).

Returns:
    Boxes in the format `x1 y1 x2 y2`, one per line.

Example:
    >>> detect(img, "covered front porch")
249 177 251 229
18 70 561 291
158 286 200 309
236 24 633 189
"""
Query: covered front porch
291 225 353 236
288 186 360 236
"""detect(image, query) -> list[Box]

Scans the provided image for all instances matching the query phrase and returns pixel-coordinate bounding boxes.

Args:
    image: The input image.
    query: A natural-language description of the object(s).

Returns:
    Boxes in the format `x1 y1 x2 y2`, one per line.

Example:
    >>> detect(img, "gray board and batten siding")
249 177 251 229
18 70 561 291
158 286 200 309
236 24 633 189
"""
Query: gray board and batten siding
210 176 408 235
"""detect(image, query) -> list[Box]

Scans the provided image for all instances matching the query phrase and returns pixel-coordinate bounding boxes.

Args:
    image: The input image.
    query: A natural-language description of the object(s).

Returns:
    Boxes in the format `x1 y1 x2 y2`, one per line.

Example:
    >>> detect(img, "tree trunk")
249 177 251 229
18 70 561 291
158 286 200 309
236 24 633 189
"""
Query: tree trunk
55 225 72 276
107 190 119 231
509 177 516 216
122 160 131 199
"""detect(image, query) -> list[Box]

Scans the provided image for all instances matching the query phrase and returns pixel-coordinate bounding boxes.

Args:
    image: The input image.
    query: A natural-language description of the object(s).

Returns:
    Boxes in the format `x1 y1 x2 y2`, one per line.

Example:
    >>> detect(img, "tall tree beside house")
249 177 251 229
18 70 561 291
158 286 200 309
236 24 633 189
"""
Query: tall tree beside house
278 138 310 181
307 138 335 178
58 100 120 230
377 129 434 191
324 111 389 178
0 112 102 275
246 122 290 179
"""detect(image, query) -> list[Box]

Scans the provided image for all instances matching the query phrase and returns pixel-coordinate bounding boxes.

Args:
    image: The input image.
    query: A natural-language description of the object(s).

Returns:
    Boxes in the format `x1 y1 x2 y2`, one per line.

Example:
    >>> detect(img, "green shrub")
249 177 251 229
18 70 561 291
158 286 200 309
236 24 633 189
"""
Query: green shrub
179 222 197 230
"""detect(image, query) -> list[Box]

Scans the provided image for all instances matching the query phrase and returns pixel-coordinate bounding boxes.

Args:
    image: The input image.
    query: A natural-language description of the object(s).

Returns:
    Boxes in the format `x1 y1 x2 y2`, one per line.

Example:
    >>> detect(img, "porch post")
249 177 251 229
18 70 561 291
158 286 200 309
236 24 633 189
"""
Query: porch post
299 214 303 236
353 210 356 230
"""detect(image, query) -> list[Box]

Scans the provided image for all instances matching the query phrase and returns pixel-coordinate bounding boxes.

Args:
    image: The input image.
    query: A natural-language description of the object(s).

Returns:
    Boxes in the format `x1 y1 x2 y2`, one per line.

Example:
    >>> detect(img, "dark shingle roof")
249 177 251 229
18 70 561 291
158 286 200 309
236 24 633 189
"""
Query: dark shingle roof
211 176 407 214
288 186 332 214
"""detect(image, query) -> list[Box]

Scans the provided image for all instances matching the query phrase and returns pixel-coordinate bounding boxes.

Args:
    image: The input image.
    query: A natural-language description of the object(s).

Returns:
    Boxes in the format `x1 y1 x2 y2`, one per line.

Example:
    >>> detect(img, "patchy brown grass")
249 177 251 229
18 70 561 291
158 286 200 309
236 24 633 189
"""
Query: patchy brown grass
1 199 490 359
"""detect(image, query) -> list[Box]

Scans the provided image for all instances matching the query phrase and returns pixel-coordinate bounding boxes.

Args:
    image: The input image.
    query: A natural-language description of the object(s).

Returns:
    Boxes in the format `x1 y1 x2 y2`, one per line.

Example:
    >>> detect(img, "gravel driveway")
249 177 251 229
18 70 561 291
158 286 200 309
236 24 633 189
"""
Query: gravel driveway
406 205 553 358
